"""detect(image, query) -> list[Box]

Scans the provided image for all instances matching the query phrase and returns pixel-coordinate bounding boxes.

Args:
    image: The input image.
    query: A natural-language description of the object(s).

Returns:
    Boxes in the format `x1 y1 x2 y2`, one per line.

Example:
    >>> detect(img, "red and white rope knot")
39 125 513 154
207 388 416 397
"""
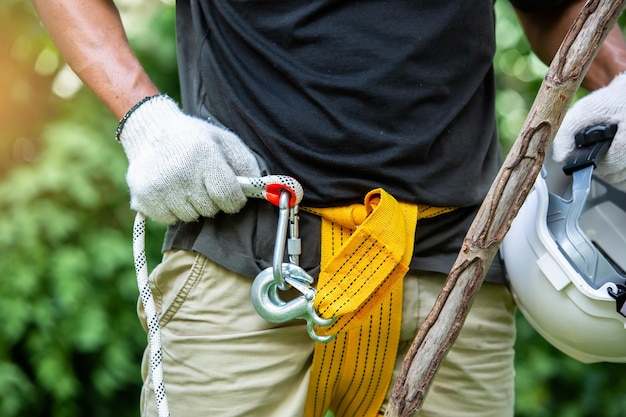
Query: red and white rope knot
237 175 303 207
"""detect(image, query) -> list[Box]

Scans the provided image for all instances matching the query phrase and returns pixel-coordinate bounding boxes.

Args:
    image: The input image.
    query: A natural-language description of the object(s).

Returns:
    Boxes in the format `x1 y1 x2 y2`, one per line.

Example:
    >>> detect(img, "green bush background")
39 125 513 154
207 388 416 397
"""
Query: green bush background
1 1 625 415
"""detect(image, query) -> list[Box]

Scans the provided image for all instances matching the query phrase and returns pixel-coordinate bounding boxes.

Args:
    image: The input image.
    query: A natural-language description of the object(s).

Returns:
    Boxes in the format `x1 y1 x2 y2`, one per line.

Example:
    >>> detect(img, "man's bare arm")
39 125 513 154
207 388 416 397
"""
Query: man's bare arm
32 0 159 119
514 0 626 90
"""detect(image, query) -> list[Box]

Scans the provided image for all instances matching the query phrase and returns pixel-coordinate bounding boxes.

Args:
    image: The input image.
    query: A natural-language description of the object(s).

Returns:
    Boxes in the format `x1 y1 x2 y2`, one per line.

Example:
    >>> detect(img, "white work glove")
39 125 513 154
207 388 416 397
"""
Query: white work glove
116 94 260 224
553 72 626 191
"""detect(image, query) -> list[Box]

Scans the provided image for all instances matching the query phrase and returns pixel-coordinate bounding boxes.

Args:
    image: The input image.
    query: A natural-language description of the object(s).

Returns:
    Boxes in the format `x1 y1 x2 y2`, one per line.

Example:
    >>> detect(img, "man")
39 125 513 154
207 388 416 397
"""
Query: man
31 0 626 416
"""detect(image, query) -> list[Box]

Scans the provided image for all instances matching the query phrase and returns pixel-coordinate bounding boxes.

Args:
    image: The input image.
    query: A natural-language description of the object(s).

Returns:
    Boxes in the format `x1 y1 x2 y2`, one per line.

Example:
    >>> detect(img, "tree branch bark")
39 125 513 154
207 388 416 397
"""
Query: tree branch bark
386 1 626 416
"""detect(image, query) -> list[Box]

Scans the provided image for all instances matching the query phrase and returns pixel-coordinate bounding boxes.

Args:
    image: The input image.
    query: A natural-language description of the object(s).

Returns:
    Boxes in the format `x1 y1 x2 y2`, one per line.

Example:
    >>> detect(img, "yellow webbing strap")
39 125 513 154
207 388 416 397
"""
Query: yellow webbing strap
303 189 454 417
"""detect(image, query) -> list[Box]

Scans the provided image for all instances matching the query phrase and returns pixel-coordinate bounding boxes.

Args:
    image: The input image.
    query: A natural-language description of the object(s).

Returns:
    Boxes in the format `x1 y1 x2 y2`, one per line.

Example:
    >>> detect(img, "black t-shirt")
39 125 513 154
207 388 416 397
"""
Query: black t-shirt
166 0 506 282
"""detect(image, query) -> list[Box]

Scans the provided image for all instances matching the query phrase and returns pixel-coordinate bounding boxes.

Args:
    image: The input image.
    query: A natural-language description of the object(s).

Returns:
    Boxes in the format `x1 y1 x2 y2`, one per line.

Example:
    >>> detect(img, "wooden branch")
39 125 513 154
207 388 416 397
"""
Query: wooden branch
385 1 626 416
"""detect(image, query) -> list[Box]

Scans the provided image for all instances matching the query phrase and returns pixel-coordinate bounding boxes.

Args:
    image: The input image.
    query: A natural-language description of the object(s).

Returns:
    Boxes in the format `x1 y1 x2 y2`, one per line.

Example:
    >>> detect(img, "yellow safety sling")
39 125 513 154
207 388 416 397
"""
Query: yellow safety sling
304 189 454 417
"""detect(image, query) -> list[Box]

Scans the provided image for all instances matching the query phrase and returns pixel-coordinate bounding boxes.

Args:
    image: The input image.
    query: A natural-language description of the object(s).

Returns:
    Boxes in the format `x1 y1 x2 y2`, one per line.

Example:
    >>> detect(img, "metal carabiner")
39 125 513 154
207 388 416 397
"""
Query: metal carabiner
238 175 335 343
272 191 303 288
239 175 301 289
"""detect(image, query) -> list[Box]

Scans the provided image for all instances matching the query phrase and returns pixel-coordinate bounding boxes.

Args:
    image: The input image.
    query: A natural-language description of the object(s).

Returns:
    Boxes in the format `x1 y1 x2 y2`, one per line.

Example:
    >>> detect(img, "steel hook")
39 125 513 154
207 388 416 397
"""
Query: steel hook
251 265 335 343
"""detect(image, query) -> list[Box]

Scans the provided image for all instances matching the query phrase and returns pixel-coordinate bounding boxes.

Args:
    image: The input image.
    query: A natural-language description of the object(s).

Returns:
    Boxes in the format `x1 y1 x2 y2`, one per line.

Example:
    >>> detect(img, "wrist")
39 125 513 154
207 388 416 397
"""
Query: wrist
115 94 172 141
116 94 186 162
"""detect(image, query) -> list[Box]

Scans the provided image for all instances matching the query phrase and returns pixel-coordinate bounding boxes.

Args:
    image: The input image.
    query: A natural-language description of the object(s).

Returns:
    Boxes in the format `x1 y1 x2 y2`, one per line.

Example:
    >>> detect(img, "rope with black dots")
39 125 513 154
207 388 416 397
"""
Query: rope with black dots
133 213 170 417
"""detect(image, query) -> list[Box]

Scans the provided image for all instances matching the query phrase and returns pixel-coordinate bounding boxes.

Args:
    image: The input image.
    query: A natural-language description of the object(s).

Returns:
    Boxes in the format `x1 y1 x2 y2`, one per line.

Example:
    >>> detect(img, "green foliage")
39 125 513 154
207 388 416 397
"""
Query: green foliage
494 0 546 153
1 2 172 416
515 313 626 417
0 100 170 415
0 2 62 175
0 116 168 417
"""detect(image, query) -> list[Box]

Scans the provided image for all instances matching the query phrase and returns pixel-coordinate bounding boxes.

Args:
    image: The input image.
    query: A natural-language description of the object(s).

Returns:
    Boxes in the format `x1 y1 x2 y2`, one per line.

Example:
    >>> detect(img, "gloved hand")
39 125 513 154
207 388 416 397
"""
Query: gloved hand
553 72 626 191
116 94 260 224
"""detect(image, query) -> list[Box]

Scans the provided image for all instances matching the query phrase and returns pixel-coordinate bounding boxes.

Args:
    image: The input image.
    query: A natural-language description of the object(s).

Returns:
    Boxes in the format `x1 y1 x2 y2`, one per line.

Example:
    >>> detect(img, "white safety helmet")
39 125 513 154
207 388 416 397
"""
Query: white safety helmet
501 124 626 363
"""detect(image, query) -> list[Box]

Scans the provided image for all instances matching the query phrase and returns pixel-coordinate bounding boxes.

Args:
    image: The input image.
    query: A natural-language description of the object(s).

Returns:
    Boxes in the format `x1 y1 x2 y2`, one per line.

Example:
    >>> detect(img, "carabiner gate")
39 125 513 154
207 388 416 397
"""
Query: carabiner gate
272 190 291 290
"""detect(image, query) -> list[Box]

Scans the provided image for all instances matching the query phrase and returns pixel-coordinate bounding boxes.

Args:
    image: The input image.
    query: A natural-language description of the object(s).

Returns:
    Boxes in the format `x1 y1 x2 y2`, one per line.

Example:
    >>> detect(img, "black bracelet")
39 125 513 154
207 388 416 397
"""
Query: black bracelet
115 94 167 141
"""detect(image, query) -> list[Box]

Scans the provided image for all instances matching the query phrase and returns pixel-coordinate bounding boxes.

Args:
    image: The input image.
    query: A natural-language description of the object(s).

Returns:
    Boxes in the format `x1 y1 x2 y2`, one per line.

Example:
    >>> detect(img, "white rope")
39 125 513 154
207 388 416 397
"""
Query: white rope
133 213 170 417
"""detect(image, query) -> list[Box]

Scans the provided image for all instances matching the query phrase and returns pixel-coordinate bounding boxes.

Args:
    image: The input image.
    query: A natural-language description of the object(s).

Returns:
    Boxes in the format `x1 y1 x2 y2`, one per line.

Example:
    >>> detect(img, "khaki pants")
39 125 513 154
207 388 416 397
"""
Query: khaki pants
139 250 516 417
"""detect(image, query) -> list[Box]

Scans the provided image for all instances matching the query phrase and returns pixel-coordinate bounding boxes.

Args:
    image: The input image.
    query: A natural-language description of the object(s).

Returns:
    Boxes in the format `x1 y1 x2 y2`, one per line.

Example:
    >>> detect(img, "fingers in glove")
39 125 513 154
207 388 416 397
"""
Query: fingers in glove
213 129 261 177
553 73 626 164
592 135 626 191
553 116 616 163
119 94 261 222
202 159 248 214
